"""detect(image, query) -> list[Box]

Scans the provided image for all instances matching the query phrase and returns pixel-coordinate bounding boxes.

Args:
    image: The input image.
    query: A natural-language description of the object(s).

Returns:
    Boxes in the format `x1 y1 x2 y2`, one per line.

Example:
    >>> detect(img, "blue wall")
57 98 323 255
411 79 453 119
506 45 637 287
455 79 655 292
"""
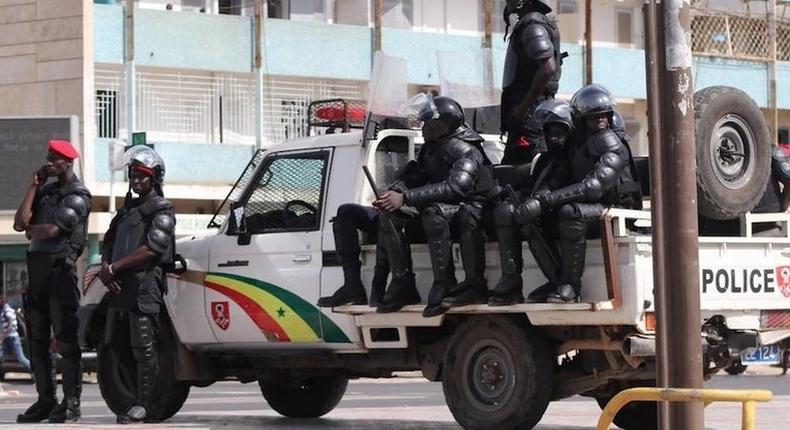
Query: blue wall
94 139 255 184
93 5 789 109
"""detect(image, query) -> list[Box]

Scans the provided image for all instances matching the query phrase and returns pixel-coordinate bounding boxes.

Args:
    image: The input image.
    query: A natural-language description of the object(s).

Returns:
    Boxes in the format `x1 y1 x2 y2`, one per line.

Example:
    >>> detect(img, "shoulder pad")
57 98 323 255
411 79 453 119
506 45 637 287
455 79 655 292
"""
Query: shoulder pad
521 21 553 60
587 129 624 156
772 146 790 183
451 126 484 144
139 195 173 216
443 137 476 160
61 194 90 215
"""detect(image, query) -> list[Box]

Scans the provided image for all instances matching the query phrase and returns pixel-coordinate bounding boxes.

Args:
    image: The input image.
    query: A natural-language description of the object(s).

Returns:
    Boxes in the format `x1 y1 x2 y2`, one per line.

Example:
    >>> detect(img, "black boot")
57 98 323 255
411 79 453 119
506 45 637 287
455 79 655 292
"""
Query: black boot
423 282 452 317
17 399 56 423
442 279 488 308
489 222 524 306
369 242 390 307
48 397 80 423
377 273 420 313
547 283 581 303
526 282 557 303
318 263 368 307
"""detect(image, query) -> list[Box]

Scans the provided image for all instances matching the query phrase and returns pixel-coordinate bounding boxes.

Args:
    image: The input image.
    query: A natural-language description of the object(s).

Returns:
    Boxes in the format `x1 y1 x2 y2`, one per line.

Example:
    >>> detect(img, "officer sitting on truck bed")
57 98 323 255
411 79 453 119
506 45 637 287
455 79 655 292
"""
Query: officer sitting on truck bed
373 94 494 317
511 84 641 303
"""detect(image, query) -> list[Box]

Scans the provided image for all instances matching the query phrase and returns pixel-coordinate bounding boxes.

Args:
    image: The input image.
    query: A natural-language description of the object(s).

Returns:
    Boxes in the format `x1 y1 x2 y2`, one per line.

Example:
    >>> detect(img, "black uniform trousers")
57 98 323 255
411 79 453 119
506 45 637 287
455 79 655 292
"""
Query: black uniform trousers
24 252 82 403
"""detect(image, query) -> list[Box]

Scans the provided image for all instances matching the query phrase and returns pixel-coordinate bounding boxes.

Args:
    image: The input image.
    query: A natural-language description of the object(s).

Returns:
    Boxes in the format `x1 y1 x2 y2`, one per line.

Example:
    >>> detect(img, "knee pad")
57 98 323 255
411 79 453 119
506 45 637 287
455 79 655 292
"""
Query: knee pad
456 206 482 231
493 202 516 228
421 207 448 237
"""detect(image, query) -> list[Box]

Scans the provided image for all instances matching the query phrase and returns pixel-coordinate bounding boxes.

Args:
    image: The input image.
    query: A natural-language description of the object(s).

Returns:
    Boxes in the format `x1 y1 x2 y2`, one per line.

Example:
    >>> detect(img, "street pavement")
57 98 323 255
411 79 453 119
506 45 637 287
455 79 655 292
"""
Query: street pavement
0 367 787 429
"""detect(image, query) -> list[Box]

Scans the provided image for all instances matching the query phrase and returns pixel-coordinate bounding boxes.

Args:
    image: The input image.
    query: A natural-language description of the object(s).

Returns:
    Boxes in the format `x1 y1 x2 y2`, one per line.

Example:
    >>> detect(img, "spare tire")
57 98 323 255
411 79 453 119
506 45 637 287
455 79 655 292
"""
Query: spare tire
694 86 771 219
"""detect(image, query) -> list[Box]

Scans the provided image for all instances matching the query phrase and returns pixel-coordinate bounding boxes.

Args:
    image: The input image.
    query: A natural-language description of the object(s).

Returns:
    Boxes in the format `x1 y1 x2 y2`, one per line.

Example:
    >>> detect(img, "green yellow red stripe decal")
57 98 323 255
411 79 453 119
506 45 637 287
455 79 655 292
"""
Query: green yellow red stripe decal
205 273 350 343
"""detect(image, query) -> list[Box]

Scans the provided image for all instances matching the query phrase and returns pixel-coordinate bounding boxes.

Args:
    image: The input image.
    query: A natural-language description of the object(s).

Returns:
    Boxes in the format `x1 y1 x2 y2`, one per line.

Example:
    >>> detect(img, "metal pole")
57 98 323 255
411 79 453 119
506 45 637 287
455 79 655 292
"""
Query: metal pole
768 0 778 145
585 0 593 84
657 1 704 428
642 2 668 428
254 0 264 148
374 0 383 52
125 0 135 147
483 0 494 101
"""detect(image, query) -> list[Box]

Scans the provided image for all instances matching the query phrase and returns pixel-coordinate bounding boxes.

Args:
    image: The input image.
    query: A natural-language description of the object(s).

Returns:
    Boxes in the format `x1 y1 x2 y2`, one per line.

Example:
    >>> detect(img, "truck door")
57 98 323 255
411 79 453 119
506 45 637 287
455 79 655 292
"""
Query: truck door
207 149 346 346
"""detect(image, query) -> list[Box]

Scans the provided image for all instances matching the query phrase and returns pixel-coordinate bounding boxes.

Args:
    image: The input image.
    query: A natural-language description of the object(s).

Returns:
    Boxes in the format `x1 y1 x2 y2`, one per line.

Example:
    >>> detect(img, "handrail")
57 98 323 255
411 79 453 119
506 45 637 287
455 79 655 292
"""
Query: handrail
597 387 773 430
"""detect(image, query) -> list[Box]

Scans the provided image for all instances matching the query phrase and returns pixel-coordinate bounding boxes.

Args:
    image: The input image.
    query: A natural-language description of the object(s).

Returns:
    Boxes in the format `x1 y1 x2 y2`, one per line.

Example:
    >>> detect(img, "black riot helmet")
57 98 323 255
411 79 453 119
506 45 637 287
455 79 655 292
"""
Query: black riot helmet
421 96 466 142
534 99 573 131
534 99 573 153
571 84 616 120
505 0 552 15
571 84 617 133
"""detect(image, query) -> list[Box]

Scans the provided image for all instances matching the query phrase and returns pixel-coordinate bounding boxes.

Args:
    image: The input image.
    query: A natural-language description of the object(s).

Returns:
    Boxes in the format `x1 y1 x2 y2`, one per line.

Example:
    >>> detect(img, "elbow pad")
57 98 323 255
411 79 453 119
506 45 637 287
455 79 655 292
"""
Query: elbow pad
447 157 479 197
146 212 175 254
772 146 790 183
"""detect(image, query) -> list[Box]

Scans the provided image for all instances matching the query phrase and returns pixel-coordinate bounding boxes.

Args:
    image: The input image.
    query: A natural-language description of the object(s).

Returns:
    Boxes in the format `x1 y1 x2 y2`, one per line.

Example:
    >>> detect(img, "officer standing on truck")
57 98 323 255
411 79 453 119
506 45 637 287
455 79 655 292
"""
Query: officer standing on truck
316 203 390 307
97 146 176 424
374 94 493 317
13 140 91 423
500 0 563 165
512 85 641 303
489 99 575 305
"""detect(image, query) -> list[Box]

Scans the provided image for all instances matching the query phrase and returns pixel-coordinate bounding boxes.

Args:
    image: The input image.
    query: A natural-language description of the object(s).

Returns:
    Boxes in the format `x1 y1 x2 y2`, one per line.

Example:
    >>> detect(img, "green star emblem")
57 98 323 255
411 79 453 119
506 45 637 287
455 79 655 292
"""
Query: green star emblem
276 307 286 318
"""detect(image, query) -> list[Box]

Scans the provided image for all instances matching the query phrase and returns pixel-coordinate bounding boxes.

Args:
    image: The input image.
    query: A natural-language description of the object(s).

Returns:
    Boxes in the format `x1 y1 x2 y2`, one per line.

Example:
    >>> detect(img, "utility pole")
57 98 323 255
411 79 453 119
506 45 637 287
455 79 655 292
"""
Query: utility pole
373 0 383 52
768 0 778 145
119 0 136 213
654 1 705 428
584 0 592 84
642 1 668 428
483 0 494 101
254 0 264 148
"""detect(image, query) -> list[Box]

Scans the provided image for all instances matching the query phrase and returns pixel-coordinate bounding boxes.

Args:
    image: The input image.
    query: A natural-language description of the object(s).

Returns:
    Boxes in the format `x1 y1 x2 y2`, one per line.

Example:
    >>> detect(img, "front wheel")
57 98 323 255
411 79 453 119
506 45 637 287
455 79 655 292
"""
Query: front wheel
258 372 348 418
724 360 748 375
442 316 554 430
97 313 190 421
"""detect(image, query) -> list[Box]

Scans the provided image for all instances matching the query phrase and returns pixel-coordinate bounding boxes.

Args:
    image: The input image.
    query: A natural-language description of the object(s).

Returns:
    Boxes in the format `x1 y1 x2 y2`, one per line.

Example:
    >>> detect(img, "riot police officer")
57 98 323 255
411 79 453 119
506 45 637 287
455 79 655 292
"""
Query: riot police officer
513 85 641 303
317 203 389 307
490 99 574 305
374 95 493 317
97 146 176 423
500 0 563 165
13 140 91 423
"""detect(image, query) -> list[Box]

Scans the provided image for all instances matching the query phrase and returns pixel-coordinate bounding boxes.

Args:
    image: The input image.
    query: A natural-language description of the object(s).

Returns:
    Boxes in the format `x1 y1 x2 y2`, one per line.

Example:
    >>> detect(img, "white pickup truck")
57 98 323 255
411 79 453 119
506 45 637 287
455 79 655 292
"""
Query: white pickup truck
80 91 790 430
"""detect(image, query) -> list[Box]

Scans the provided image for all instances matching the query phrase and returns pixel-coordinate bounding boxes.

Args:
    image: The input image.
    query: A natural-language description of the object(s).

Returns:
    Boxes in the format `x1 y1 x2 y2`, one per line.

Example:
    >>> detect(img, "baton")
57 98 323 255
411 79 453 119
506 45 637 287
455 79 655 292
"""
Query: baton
362 165 382 199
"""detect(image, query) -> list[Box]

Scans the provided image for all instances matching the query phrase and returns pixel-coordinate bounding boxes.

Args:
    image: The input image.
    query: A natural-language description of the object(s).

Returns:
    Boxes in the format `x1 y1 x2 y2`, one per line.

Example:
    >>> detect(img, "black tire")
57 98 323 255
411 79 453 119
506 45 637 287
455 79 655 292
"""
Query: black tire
442 316 554 430
258 373 348 418
97 313 190 421
694 86 771 220
595 382 658 430
724 360 748 375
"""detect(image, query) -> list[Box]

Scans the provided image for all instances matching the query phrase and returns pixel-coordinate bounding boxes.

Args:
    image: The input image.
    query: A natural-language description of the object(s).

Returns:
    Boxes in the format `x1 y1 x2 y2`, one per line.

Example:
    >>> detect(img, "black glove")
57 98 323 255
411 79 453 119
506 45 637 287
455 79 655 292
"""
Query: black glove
513 198 542 225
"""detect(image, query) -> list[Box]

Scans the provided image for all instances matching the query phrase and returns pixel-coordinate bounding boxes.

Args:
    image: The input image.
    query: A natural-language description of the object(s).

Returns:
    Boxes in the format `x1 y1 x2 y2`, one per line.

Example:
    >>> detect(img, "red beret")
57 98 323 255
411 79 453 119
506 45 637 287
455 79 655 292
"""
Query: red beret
48 139 79 159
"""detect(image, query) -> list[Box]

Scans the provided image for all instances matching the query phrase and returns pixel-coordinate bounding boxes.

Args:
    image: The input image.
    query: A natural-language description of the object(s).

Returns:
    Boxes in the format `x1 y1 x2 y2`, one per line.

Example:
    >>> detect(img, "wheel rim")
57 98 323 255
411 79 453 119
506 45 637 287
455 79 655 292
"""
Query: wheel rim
708 114 755 190
462 338 517 412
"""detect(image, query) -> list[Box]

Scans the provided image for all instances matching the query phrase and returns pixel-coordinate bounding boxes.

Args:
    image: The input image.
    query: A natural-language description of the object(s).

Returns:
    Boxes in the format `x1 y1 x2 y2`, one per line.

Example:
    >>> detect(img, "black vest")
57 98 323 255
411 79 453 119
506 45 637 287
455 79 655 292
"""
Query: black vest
30 176 89 257
501 12 563 129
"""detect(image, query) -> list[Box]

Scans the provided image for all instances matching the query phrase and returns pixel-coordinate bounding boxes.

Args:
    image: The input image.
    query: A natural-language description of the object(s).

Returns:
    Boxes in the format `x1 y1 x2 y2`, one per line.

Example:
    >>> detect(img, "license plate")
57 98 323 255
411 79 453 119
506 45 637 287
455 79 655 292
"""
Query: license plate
740 345 781 365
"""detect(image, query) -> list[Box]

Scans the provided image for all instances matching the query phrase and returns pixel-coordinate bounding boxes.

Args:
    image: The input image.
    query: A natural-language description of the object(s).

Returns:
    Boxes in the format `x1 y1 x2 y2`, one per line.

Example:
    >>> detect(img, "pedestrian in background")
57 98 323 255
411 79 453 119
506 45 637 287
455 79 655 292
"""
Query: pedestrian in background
0 293 31 374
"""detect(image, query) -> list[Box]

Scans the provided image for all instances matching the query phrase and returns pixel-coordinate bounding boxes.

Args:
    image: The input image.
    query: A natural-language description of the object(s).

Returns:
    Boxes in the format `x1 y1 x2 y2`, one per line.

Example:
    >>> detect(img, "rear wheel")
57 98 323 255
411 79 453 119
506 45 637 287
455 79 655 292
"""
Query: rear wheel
442 316 554 430
97 313 190 421
258 372 348 418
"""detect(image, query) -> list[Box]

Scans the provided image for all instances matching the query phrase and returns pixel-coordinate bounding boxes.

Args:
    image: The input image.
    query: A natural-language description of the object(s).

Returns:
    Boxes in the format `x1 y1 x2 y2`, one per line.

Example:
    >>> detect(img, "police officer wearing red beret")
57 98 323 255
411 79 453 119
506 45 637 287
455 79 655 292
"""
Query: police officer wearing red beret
13 140 92 423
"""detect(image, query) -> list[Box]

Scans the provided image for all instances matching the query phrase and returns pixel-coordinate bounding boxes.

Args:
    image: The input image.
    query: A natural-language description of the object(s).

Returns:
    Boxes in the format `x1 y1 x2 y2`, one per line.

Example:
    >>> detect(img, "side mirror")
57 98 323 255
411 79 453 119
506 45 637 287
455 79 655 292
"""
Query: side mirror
228 201 251 245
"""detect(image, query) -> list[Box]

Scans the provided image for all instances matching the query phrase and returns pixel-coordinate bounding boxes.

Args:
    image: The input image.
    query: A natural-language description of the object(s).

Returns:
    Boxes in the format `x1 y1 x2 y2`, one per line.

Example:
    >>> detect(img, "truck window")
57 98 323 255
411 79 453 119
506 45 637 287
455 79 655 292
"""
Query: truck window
242 151 329 234
374 135 418 186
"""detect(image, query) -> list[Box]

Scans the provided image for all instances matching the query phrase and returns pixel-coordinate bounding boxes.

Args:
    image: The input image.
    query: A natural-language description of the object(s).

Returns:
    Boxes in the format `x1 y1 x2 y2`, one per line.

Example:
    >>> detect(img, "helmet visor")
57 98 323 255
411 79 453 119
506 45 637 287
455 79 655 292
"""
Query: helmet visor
123 146 163 170
401 93 439 125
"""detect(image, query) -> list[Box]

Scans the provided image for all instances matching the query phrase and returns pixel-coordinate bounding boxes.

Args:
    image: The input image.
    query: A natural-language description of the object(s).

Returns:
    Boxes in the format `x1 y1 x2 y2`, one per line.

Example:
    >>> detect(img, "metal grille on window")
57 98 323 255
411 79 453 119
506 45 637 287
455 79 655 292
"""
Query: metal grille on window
243 154 326 232
208 149 267 228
